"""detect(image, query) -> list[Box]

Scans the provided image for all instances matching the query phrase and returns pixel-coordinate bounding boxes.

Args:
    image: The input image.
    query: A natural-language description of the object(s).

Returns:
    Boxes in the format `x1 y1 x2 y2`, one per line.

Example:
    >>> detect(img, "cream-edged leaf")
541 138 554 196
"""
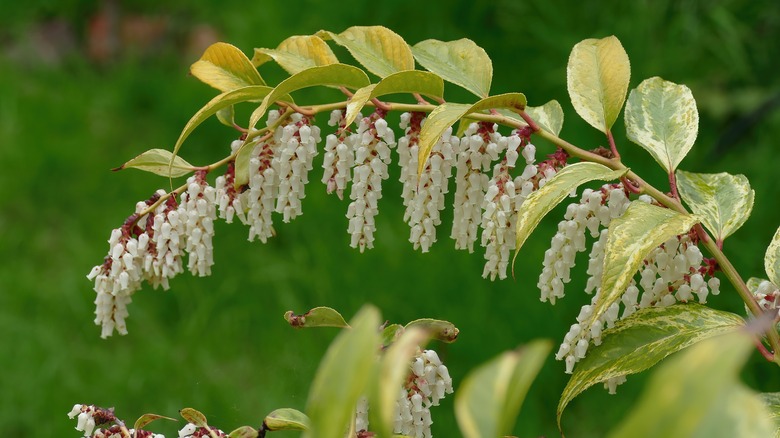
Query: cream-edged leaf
625 77 699 173
319 26 414 78
676 170 754 242
765 225 780 287
760 393 780 438
588 202 699 331
526 100 565 136
264 408 310 431
252 35 338 74
115 148 194 178
558 304 744 430
567 36 630 133
191 42 265 91
412 38 492 98
456 340 552 438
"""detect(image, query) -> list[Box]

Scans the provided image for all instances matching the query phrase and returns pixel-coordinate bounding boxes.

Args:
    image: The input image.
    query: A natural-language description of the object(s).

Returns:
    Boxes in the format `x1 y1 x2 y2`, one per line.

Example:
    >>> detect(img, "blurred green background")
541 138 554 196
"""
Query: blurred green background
2 0 779 436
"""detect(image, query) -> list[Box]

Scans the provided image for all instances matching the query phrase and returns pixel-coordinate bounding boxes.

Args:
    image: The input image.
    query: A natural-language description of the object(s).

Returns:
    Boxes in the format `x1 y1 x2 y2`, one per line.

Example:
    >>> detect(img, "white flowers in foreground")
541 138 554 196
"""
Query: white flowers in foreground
355 349 454 438
67 404 165 438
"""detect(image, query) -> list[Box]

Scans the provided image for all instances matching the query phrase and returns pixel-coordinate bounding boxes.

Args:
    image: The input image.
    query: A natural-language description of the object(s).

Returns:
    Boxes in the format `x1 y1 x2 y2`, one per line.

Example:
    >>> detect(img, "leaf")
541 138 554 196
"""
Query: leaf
624 77 699 173
228 426 258 438
264 408 310 431
284 307 349 329
588 202 699 334
513 162 627 266
558 304 745 430
114 148 195 178
418 93 526 175
676 170 754 242
179 408 208 427
170 85 279 167
248 64 370 129
133 413 176 431
405 318 459 343
253 35 338 74
760 393 780 438
766 225 780 287
305 306 381 438
216 105 236 128
455 340 552 438
371 327 428 437
526 100 565 136
190 42 265 92
381 323 404 347
567 36 630 133
412 38 492 98
343 70 445 128
319 26 414 78
608 331 773 438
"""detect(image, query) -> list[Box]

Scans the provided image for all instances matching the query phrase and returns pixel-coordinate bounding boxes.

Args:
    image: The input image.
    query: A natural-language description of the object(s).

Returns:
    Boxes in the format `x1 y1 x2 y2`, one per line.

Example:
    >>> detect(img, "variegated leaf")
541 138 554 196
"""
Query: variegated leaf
252 35 338 74
766 225 780 287
191 42 265 91
264 408 310 431
759 393 780 438
319 26 414 78
412 38 492 98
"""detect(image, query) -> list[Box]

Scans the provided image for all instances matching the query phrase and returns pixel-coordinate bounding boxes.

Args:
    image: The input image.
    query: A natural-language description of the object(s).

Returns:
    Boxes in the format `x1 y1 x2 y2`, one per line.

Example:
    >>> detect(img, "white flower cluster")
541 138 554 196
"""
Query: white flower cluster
354 349 453 437
145 191 186 290
68 404 99 437
752 279 780 315
346 112 396 252
321 110 356 200
214 142 246 225
271 112 321 223
244 129 279 243
180 174 217 277
397 112 457 252
178 423 226 437
68 404 166 438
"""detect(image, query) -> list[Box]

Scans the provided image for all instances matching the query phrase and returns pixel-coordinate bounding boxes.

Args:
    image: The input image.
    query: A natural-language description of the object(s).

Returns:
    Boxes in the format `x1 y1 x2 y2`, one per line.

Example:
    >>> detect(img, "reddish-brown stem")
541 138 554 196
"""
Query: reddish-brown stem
756 338 775 361
371 97 391 112
606 130 620 160
339 86 354 98
277 100 315 117
413 93 430 105
621 176 642 194
518 110 541 133
668 171 680 199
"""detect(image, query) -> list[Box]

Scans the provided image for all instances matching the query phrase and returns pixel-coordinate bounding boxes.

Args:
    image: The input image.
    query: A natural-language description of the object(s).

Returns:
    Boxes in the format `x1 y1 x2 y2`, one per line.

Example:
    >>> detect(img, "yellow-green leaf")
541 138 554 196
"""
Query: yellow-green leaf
418 93 526 175
179 408 208 427
170 85 278 169
115 148 194 178
371 328 428 437
405 318 459 343
765 225 780 287
319 26 414 78
305 306 381 438
228 426 258 438
253 35 338 74
248 64 370 129
513 162 627 268
526 100 565 136
344 70 444 127
624 77 699 173
264 408 310 431
567 36 630 133
588 202 698 331
284 306 349 329
133 413 176 431
558 304 745 431
412 38 492 98
190 42 265 92
215 105 235 128
608 331 773 438
676 170 754 242
759 393 780 438
455 340 552 438
381 323 404 347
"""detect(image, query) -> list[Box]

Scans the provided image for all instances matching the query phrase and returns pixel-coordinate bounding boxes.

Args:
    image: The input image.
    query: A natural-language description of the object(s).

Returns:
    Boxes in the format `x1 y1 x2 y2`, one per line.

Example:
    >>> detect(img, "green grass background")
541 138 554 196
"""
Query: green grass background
1 1 779 436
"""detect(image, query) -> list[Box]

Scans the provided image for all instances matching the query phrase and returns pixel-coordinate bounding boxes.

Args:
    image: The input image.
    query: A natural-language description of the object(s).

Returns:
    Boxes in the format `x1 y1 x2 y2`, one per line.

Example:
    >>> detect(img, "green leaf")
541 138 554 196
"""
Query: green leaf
228 426 258 438
381 323 404 347
216 105 236 128
179 408 208 427
676 170 754 242
284 307 349 329
455 340 552 438
133 413 176 431
248 64 370 129
371 327 428 437
589 202 698 335
190 42 265 92
305 306 381 438
760 393 780 438
170 85 279 168
264 408 310 431
567 36 630 133
405 318 459 343
526 100 565 137
319 26 414 78
343 70 445 128
253 35 338 74
114 148 195 178
624 77 699 173
608 331 773 438
558 304 745 430
512 162 627 267
412 38 492 98
765 225 780 287
417 93 526 175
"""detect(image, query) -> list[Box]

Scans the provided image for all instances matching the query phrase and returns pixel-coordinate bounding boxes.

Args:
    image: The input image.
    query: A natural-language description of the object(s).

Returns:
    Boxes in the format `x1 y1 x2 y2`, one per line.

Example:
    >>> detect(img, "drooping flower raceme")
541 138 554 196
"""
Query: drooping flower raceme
178 171 217 277
322 109 357 200
271 112 321 223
